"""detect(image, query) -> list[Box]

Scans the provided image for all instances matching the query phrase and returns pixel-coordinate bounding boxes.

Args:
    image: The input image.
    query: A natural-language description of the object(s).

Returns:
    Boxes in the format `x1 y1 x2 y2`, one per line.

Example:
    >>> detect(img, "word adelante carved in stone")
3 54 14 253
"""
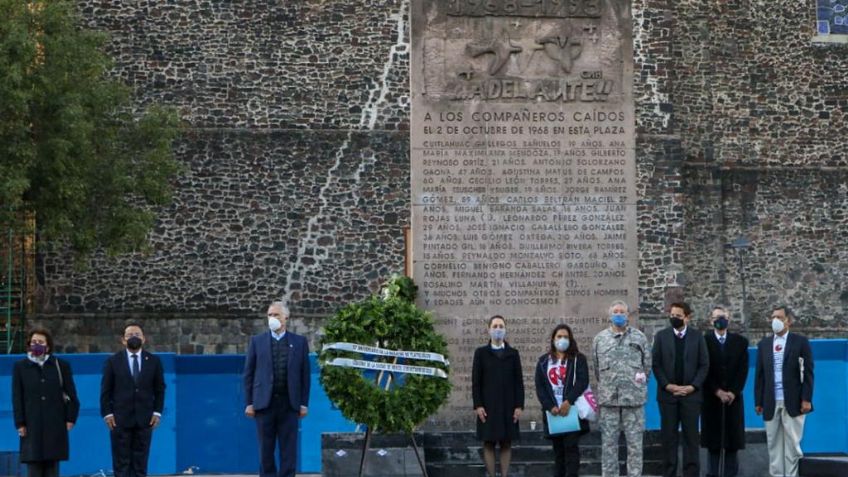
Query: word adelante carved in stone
447 77 614 102
444 0 602 18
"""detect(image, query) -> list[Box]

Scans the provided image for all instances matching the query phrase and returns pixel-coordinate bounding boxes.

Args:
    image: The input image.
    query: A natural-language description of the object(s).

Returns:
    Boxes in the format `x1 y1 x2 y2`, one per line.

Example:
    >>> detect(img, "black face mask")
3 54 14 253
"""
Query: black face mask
669 317 685 329
126 336 143 351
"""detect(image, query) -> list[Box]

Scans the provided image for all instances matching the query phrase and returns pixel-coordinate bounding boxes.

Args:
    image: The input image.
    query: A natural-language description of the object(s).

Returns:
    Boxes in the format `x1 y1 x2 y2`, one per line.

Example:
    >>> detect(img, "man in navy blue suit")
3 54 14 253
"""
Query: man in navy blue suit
755 305 814 477
100 323 166 477
244 302 310 477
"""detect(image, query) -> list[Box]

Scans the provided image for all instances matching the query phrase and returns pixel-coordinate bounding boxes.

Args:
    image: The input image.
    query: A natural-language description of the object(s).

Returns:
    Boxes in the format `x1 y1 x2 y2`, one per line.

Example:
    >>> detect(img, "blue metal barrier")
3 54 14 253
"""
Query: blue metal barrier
643 339 848 454
0 340 845 475
0 352 355 476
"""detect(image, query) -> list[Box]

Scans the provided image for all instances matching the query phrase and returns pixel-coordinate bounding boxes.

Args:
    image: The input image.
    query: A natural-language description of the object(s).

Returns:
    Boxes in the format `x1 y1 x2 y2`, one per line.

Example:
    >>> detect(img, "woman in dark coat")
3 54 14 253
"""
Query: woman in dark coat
700 307 749 477
12 328 80 477
534 323 589 477
472 315 525 477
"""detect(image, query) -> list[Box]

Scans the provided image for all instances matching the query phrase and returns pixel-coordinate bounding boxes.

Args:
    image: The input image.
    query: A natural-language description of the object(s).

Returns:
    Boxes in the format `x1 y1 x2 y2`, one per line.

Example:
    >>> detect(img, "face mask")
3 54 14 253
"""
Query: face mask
268 317 282 332
669 317 685 329
490 328 506 341
29 343 47 357
555 338 570 352
611 314 627 327
713 317 729 330
126 336 143 351
771 318 785 334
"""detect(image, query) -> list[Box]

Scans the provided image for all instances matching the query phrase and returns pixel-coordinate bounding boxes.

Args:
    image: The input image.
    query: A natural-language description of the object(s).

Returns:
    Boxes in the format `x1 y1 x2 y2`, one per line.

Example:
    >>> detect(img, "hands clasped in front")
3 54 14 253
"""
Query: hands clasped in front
665 384 696 397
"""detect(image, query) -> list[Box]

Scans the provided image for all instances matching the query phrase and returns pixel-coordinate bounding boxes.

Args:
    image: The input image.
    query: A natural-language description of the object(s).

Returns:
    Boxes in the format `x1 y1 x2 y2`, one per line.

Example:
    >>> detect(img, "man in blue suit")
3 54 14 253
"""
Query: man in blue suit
755 305 814 477
244 302 310 477
100 323 166 477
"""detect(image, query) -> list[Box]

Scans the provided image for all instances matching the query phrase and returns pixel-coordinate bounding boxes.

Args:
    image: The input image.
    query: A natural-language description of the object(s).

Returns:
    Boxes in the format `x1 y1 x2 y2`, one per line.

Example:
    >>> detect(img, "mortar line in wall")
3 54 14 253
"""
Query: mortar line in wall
182 127 406 134
683 163 848 171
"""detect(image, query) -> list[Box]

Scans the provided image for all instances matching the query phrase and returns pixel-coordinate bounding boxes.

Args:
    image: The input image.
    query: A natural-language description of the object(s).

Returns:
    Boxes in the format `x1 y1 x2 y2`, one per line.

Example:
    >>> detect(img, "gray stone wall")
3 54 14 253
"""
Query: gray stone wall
32 0 848 352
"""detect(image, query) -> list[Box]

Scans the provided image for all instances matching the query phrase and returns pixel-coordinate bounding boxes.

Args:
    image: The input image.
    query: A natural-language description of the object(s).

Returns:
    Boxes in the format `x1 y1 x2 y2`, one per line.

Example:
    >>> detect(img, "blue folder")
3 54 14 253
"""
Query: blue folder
545 409 581 434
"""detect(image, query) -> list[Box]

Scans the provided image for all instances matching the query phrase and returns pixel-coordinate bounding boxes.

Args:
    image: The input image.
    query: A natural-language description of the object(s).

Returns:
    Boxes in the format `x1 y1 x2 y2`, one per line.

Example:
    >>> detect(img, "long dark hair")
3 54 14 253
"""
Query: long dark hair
548 323 579 362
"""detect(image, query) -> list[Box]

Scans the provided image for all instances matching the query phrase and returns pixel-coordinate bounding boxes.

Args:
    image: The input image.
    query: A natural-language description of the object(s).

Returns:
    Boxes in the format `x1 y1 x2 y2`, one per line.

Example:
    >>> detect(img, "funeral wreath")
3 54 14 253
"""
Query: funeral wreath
319 275 451 433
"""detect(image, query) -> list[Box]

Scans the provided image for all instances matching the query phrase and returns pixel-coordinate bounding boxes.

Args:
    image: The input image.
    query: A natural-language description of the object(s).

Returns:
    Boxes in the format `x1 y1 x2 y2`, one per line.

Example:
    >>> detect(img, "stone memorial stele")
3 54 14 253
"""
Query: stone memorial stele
411 0 636 429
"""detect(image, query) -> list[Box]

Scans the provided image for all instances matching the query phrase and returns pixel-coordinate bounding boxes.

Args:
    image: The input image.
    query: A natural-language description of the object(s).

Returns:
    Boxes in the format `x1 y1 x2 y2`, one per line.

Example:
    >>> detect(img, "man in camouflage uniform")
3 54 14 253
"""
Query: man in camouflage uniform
592 300 651 477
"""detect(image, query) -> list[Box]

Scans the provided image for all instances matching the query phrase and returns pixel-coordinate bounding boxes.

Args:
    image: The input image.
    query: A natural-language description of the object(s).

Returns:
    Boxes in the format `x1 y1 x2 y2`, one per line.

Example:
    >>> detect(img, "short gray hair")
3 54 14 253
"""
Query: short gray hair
608 300 629 316
269 301 290 317
711 305 731 319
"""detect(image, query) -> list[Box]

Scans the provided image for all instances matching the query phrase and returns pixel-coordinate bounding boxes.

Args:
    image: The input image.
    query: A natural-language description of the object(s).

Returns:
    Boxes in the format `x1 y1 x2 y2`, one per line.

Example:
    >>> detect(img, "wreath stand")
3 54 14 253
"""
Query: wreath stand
357 358 429 477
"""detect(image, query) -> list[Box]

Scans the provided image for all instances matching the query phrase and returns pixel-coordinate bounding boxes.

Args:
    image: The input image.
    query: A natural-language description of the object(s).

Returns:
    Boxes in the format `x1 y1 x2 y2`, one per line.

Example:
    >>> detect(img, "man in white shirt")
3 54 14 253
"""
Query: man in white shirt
754 305 814 477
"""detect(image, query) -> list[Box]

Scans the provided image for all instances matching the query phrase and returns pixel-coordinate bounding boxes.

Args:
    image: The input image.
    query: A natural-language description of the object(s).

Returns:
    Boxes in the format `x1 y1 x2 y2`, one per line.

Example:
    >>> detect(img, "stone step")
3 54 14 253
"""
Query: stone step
799 453 848 477
426 462 664 477
424 444 665 463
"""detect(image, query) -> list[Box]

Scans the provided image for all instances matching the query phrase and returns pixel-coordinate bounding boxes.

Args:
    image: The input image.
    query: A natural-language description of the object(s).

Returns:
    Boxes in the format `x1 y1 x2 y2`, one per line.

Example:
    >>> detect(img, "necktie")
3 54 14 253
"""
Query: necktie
719 336 726 346
677 332 684 339
132 354 140 382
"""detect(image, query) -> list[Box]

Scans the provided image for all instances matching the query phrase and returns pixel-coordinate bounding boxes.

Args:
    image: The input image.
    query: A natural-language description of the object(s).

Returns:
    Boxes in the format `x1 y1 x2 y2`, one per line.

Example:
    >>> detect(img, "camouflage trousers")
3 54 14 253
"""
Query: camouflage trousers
599 405 644 477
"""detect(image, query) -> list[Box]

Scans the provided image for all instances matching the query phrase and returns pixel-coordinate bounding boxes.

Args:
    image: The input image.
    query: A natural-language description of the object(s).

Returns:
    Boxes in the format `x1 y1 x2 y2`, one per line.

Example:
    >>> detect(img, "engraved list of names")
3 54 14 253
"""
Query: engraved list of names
411 0 637 429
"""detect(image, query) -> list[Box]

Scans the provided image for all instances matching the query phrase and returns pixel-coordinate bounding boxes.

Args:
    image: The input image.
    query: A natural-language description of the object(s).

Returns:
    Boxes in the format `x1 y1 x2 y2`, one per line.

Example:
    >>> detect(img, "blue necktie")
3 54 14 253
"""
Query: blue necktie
132 354 140 382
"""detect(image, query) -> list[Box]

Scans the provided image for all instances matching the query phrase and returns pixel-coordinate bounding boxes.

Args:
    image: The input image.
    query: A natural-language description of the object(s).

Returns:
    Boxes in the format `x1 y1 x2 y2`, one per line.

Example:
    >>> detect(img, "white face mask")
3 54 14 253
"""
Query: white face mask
268 317 283 332
555 338 570 352
771 318 785 334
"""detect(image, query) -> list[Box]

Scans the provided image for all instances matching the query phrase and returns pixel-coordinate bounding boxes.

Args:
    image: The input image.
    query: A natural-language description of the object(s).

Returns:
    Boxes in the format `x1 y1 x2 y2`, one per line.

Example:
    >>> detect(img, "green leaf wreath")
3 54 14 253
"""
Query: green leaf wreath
319 275 451 433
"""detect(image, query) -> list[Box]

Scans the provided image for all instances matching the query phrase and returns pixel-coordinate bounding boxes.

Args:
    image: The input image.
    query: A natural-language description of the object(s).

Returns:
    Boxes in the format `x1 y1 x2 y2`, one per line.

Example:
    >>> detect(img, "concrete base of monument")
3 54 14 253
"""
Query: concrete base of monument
799 453 848 477
323 430 771 477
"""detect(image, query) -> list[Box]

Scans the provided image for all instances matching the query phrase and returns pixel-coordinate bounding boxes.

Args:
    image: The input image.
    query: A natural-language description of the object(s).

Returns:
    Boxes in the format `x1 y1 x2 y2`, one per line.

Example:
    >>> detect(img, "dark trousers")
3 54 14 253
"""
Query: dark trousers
255 393 299 477
110 426 153 477
26 461 59 477
551 432 581 477
706 450 739 477
659 399 700 477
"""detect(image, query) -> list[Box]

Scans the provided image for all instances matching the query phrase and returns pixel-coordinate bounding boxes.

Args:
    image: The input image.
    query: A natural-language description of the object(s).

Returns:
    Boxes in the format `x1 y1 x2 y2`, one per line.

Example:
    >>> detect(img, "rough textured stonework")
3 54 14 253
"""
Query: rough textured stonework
31 0 848 352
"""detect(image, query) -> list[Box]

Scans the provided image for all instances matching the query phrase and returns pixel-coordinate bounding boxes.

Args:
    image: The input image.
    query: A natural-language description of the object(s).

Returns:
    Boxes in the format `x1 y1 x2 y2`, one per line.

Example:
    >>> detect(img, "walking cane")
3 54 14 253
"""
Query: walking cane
718 402 726 477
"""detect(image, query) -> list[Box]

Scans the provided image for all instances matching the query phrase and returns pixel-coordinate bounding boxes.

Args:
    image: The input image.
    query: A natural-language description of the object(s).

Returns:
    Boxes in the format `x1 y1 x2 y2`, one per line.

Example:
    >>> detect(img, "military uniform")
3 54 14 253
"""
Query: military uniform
593 326 651 477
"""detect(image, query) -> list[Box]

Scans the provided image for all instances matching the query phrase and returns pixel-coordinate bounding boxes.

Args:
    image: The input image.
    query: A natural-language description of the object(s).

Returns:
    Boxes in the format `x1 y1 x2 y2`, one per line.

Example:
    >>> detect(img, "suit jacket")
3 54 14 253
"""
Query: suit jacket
652 326 710 403
100 350 166 428
243 331 310 411
754 332 814 420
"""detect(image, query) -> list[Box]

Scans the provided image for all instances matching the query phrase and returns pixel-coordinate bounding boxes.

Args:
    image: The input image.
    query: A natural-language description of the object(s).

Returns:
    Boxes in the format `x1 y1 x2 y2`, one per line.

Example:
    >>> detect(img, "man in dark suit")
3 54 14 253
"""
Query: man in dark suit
701 306 749 477
651 302 709 477
755 305 814 477
100 323 166 477
243 302 310 477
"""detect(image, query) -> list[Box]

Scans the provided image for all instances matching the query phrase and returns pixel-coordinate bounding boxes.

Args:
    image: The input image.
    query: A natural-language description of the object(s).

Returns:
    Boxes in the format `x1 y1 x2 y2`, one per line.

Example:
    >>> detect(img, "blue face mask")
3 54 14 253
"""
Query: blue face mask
555 338 570 352
611 313 628 327
490 328 506 341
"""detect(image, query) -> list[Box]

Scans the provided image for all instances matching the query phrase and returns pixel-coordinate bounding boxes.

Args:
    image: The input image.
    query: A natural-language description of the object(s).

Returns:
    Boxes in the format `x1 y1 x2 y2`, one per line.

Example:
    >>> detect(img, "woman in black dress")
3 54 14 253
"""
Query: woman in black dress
12 328 80 477
534 323 589 477
472 315 525 477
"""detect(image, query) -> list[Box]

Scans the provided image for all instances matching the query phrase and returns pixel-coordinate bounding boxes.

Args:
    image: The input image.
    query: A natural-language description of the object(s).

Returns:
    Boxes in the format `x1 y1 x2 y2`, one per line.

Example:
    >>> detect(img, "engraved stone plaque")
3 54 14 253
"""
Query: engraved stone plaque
411 0 636 430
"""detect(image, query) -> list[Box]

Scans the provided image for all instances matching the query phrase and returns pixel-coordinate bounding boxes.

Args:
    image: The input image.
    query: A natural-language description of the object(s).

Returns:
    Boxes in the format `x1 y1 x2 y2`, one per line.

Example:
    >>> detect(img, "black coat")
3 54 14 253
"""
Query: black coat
652 326 710 403
534 353 590 438
100 350 166 428
472 343 524 442
754 333 814 420
700 332 749 451
12 357 80 462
